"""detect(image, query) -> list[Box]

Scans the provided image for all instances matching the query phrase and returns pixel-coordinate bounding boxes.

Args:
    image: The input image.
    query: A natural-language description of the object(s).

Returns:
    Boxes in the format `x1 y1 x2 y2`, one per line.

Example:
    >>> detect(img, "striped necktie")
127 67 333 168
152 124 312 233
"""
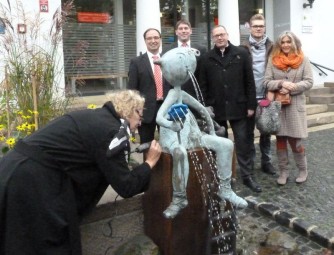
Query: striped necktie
152 55 163 99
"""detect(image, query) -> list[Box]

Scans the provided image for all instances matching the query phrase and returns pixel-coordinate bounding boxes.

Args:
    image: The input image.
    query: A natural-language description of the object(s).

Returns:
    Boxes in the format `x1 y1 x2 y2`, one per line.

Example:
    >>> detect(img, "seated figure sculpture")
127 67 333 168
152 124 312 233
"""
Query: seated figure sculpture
155 47 248 219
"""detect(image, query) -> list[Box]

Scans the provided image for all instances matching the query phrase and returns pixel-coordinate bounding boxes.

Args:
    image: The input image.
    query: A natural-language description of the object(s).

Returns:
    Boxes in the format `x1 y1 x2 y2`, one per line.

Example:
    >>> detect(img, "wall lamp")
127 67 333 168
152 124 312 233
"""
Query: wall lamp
303 0 315 8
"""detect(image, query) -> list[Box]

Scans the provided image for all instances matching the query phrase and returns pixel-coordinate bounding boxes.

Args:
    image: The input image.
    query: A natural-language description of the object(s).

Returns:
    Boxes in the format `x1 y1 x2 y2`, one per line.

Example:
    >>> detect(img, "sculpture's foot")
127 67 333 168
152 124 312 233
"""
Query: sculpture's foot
163 197 188 219
218 189 248 209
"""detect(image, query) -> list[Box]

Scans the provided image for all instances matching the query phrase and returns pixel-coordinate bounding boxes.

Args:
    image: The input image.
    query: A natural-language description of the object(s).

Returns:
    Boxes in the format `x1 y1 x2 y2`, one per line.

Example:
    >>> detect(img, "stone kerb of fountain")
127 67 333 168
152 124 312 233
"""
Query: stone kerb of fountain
142 47 242 255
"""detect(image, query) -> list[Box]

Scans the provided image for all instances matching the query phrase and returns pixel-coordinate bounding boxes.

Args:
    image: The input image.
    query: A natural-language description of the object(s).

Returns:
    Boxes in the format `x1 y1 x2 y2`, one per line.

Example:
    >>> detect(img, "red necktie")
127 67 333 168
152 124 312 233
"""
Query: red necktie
152 55 163 100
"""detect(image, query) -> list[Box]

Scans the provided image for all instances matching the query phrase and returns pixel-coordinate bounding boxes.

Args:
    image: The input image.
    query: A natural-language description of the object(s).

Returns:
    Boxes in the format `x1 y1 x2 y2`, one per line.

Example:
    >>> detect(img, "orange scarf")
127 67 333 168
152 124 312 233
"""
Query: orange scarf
272 52 304 71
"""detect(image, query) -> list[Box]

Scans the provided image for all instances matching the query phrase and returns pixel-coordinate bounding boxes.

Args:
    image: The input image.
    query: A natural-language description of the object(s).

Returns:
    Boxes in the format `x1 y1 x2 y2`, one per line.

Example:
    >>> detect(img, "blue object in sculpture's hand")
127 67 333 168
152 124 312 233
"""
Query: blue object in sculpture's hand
167 103 189 121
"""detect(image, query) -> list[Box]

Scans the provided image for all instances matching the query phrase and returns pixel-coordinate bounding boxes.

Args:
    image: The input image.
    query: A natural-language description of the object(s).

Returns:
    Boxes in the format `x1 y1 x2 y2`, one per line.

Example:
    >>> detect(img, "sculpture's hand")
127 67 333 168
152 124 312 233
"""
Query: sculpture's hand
205 106 215 118
170 121 182 132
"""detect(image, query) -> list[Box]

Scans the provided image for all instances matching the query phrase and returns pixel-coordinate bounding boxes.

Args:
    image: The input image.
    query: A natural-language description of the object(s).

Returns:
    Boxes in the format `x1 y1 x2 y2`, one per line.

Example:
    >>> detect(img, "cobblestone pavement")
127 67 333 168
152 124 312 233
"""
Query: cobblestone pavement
235 127 334 250
81 195 328 255
81 128 334 254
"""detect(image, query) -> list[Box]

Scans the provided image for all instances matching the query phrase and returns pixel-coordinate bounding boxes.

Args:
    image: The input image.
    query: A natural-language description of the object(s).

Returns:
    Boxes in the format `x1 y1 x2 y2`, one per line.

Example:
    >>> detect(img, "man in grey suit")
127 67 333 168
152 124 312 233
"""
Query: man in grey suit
164 19 207 101
128 28 171 144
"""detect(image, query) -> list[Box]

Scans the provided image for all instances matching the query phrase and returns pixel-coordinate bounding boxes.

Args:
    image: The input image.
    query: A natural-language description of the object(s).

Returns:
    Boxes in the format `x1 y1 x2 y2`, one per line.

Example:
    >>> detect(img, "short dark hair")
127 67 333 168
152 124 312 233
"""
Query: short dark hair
175 19 191 30
143 28 161 39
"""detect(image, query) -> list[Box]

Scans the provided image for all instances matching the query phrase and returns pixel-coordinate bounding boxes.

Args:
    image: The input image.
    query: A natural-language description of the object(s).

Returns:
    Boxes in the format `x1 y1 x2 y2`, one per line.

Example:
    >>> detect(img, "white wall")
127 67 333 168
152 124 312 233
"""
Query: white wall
290 0 334 86
0 0 65 89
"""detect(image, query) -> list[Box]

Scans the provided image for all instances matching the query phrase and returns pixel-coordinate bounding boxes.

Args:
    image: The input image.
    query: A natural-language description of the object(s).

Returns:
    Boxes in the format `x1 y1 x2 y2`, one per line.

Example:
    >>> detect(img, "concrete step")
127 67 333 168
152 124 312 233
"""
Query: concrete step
306 104 328 115
307 111 334 127
324 82 334 88
305 87 334 96
309 94 334 104
69 95 108 110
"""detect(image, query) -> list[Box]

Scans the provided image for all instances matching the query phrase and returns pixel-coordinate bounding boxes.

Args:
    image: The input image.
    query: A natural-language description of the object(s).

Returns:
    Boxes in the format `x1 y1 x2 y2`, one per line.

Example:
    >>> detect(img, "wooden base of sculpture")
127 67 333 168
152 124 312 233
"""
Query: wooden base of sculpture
143 149 236 255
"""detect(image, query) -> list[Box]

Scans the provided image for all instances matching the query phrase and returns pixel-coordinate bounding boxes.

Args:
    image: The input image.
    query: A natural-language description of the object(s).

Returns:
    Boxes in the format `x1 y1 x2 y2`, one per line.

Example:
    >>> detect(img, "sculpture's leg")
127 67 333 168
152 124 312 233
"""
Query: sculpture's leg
201 135 248 208
163 146 189 219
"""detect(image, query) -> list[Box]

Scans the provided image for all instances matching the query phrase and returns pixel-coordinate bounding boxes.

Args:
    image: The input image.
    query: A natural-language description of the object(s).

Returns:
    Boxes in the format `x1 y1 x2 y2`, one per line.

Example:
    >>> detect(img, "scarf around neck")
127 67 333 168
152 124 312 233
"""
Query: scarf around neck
249 35 267 49
272 52 304 71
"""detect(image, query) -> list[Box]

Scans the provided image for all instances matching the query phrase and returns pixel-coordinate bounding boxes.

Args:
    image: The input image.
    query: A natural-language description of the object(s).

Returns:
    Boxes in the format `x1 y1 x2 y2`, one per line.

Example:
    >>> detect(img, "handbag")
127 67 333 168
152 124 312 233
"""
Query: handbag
267 91 291 105
255 99 282 135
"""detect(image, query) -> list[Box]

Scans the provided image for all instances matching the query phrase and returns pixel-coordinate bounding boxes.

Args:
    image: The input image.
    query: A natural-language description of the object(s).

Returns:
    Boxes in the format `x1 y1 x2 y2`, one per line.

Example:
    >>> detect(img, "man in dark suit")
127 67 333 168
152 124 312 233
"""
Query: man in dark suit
164 19 207 101
128 28 170 144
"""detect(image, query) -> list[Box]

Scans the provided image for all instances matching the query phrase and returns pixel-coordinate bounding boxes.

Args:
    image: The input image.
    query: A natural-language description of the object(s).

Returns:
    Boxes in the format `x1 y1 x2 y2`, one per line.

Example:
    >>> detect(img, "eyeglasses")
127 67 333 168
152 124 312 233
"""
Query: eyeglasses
213 33 227 39
135 109 144 121
145 36 161 41
251 25 265 29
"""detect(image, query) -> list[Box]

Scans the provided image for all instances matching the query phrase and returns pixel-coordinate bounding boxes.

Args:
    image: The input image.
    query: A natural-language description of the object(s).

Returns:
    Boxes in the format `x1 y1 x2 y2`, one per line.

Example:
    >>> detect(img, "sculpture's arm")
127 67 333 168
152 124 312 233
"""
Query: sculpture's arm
182 92 215 135
156 90 182 132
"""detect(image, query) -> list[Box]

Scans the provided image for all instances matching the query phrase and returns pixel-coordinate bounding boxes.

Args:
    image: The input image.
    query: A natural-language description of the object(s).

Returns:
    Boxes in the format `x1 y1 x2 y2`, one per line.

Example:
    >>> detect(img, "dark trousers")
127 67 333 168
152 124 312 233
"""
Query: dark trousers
138 101 163 144
217 118 253 180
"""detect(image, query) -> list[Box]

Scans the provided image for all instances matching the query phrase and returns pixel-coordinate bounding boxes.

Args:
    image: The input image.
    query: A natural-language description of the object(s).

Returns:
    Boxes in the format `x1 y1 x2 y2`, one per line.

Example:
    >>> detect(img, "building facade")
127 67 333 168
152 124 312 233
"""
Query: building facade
1 0 333 94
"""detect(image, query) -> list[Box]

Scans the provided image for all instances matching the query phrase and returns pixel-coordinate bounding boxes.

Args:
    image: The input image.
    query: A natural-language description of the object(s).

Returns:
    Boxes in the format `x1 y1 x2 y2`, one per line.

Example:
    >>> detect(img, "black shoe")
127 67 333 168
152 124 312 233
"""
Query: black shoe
243 177 262 193
261 163 277 175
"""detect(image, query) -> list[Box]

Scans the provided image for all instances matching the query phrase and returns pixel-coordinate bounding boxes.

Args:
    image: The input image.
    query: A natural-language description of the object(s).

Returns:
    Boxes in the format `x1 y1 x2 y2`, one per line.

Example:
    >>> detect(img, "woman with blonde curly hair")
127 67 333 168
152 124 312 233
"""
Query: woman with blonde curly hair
263 31 313 185
0 89 161 254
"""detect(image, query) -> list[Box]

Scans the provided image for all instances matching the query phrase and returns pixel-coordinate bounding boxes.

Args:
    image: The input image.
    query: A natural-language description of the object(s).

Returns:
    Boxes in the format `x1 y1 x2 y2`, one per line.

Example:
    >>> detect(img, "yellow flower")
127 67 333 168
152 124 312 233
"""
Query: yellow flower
0 124 4 130
0 135 5 142
5 137 16 148
16 125 25 131
87 104 97 109
22 115 32 119
28 110 39 115
21 122 29 131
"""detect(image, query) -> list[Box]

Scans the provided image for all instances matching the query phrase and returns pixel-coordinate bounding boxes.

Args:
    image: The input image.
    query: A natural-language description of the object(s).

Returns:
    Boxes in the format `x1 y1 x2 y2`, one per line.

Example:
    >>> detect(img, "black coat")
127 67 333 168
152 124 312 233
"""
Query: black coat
0 102 151 254
199 42 257 122
163 42 207 102
127 53 171 123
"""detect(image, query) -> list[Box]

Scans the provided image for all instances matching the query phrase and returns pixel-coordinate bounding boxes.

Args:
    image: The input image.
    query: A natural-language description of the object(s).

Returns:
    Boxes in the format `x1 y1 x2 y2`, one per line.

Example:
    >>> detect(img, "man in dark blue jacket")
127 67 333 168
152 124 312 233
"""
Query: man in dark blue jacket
199 25 261 193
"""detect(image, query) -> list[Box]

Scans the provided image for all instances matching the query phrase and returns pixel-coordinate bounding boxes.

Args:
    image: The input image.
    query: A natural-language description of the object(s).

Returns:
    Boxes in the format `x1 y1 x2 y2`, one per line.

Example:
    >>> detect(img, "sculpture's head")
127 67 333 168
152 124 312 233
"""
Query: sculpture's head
154 47 199 88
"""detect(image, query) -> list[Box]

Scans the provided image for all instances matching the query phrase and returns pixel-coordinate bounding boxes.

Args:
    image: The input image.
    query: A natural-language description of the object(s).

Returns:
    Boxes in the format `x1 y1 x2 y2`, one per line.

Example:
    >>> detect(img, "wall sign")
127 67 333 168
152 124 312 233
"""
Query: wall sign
77 12 111 24
39 0 49 13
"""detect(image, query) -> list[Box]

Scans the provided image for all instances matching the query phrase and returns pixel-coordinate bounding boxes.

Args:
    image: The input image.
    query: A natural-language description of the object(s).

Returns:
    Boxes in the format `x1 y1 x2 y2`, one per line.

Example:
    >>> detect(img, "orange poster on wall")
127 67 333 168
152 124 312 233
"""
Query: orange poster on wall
77 12 111 24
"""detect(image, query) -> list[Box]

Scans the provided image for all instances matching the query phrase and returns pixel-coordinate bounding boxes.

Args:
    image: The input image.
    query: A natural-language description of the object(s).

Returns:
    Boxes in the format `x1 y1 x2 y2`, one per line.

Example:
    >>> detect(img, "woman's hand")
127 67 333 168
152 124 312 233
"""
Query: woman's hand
145 140 162 169
282 81 297 92
279 87 290 94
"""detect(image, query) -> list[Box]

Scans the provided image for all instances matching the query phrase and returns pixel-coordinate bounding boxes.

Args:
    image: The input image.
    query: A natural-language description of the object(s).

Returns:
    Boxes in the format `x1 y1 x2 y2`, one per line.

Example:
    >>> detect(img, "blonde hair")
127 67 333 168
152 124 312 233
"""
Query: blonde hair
271 31 302 57
250 14 265 26
106 90 145 119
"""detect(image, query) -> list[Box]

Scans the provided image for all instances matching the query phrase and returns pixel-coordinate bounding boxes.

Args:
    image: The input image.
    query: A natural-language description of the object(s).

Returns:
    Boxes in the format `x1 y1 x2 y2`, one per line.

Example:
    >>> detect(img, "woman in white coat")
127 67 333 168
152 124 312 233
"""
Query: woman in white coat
263 31 313 185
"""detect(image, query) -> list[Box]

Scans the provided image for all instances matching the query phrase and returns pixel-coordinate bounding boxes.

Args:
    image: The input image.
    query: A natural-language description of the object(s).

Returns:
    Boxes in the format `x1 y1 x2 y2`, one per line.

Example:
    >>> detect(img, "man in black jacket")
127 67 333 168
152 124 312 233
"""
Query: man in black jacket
199 25 262 193
128 28 171 144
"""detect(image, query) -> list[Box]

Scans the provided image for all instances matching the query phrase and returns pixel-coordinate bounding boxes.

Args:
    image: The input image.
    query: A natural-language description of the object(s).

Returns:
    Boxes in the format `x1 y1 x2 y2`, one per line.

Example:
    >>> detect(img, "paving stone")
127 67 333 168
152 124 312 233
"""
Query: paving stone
80 128 334 254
